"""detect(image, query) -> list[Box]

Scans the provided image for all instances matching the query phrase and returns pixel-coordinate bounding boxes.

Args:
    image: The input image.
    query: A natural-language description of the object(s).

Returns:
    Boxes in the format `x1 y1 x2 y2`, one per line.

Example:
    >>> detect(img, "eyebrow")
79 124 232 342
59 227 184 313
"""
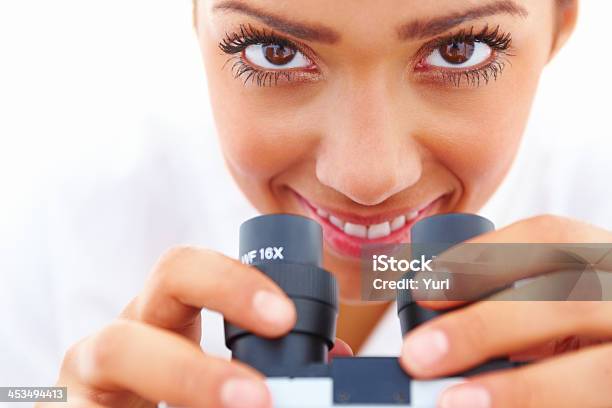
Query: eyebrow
398 0 529 41
213 0 341 44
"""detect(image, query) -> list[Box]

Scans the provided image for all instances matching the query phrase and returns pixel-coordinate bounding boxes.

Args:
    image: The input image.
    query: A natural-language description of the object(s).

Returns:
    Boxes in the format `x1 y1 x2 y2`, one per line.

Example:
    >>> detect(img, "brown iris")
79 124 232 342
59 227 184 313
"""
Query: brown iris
263 44 296 66
439 40 475 65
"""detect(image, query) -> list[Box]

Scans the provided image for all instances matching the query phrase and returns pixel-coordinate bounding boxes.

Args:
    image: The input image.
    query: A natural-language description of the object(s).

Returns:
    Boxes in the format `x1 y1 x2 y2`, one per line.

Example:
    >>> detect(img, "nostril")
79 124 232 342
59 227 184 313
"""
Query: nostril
345 185 400 207
314 135 423 206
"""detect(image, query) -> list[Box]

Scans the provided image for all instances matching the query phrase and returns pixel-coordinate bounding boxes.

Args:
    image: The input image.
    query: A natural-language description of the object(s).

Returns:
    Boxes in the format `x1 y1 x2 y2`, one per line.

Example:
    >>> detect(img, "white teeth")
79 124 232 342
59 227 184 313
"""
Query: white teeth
406 211 419 221
390 215 406 231
317 206 422 240
330 216 345 229
368 222 391 239
344 222 367 238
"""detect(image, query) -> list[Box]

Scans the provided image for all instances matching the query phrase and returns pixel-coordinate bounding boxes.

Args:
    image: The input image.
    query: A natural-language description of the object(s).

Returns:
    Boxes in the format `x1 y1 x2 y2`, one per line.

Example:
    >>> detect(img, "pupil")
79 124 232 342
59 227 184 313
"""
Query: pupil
439 40 475 65
263 44 296 66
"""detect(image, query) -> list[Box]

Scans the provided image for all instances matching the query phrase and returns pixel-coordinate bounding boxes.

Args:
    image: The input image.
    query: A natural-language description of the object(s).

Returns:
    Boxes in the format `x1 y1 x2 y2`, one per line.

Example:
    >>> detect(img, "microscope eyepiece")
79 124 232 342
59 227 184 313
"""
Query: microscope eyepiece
397 213 495 334
239 214 324 267
225 214 339 376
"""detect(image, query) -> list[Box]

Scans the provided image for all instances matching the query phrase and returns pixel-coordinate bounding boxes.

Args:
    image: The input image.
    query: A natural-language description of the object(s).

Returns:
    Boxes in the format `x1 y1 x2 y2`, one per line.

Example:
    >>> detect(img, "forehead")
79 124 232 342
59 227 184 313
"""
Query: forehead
205 0 540 48
206 0 535 25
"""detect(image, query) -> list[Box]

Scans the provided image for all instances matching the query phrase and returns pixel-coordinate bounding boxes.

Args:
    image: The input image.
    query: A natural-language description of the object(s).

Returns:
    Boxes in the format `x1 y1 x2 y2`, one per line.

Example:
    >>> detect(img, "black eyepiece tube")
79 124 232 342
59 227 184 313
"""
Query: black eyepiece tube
397 213 495 335
224 214 338 376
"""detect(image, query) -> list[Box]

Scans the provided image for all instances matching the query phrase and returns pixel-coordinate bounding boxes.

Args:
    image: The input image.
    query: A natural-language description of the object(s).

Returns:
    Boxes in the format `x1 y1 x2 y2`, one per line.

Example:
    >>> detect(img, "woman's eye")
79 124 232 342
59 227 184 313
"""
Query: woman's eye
244 43 312 70
425 40 492 69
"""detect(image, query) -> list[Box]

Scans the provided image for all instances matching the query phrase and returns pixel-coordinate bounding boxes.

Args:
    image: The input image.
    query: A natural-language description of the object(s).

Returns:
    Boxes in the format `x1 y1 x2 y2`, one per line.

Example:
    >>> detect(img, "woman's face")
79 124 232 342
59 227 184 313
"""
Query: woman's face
196 0 558 300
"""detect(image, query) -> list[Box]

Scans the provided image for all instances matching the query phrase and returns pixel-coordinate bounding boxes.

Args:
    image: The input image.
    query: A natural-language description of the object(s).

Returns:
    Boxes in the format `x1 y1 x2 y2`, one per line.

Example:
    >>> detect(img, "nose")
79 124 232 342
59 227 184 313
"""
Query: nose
315 75 422 206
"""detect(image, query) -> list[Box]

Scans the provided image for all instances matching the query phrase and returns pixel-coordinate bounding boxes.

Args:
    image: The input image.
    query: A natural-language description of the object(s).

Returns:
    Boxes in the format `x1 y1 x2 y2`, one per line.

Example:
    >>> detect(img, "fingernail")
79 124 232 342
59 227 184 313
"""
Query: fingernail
252 291 295 327
439 384 491 408
401 329 449 372
221 378 270 408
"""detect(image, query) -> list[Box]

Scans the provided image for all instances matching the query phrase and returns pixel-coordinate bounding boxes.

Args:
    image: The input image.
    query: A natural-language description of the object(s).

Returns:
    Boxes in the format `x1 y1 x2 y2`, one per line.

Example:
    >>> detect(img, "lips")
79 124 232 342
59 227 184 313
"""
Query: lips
295 194 440 258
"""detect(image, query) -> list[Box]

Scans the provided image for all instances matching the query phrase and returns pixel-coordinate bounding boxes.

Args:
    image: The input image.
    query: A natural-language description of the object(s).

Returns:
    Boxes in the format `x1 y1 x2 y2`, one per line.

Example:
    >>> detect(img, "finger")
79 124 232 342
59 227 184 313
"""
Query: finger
329 338 354 360
469 215 612 244
438 343 612 408
65 319 271 408
133 246 296 337
400 301 612 377
418 215 612 303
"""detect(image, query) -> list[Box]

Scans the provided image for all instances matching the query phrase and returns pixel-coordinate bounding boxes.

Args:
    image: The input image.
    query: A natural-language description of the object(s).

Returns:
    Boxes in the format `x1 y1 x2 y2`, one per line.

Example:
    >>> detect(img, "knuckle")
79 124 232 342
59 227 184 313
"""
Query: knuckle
531 214 564 226
86 321 131 372
62 341 81 366
146 246 204 297
136 293 170 324
531 214 557 224
59 340 87 376
556 301 601 330
530 214 573 238
153 246 224 285
453 307 490 354
170 356 214 395
568 300 601 316
507 369 538 408
156 246 199 277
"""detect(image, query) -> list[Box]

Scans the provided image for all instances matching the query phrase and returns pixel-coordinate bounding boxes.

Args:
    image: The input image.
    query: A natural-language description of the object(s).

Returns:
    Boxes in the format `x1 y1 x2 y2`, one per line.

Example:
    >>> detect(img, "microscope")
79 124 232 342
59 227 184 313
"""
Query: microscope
224 213 514 407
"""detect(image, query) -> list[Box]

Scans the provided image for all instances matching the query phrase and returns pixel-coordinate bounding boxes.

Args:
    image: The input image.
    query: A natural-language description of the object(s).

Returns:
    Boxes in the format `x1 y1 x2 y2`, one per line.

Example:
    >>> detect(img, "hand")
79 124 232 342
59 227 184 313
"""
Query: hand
399 215 612 408
44 246 297 408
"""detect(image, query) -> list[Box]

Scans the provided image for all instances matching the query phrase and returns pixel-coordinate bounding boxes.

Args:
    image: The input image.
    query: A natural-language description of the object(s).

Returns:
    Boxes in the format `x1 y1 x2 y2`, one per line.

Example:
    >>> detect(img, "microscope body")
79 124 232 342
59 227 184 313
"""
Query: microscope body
224 213 511 407
264 357 465 408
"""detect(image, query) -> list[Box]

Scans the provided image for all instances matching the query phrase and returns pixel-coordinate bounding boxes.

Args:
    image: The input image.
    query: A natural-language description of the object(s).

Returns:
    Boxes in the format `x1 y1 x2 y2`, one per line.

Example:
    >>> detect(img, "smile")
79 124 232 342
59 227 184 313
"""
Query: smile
314 207 419 240
295 193 441 258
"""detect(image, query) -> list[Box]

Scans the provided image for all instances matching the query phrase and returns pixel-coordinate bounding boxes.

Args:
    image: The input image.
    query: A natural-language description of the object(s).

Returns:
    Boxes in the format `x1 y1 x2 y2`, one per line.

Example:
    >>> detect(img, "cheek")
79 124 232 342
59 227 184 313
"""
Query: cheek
215 104 294 179
415 17 552 206
202 56 320 181
214 103 318 180
419 65 543 207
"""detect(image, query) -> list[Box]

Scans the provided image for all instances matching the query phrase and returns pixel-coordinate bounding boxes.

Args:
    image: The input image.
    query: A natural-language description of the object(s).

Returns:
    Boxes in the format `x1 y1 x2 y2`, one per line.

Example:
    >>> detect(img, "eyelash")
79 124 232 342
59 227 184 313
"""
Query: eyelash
416 25 513 87
219 24 315 87
219 24 513 88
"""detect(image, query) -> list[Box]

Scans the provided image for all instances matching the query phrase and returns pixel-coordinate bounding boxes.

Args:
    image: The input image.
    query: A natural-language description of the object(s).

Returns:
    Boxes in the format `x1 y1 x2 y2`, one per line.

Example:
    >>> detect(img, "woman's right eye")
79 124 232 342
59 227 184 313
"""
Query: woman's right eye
425 40 493 69
413 26 513 87
243 43 313 70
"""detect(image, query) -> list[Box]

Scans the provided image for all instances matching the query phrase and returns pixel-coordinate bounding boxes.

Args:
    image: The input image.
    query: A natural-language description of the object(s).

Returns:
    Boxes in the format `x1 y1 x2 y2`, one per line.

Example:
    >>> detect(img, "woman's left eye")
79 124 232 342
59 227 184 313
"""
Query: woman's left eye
425 40 492 69
244 43 312 70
